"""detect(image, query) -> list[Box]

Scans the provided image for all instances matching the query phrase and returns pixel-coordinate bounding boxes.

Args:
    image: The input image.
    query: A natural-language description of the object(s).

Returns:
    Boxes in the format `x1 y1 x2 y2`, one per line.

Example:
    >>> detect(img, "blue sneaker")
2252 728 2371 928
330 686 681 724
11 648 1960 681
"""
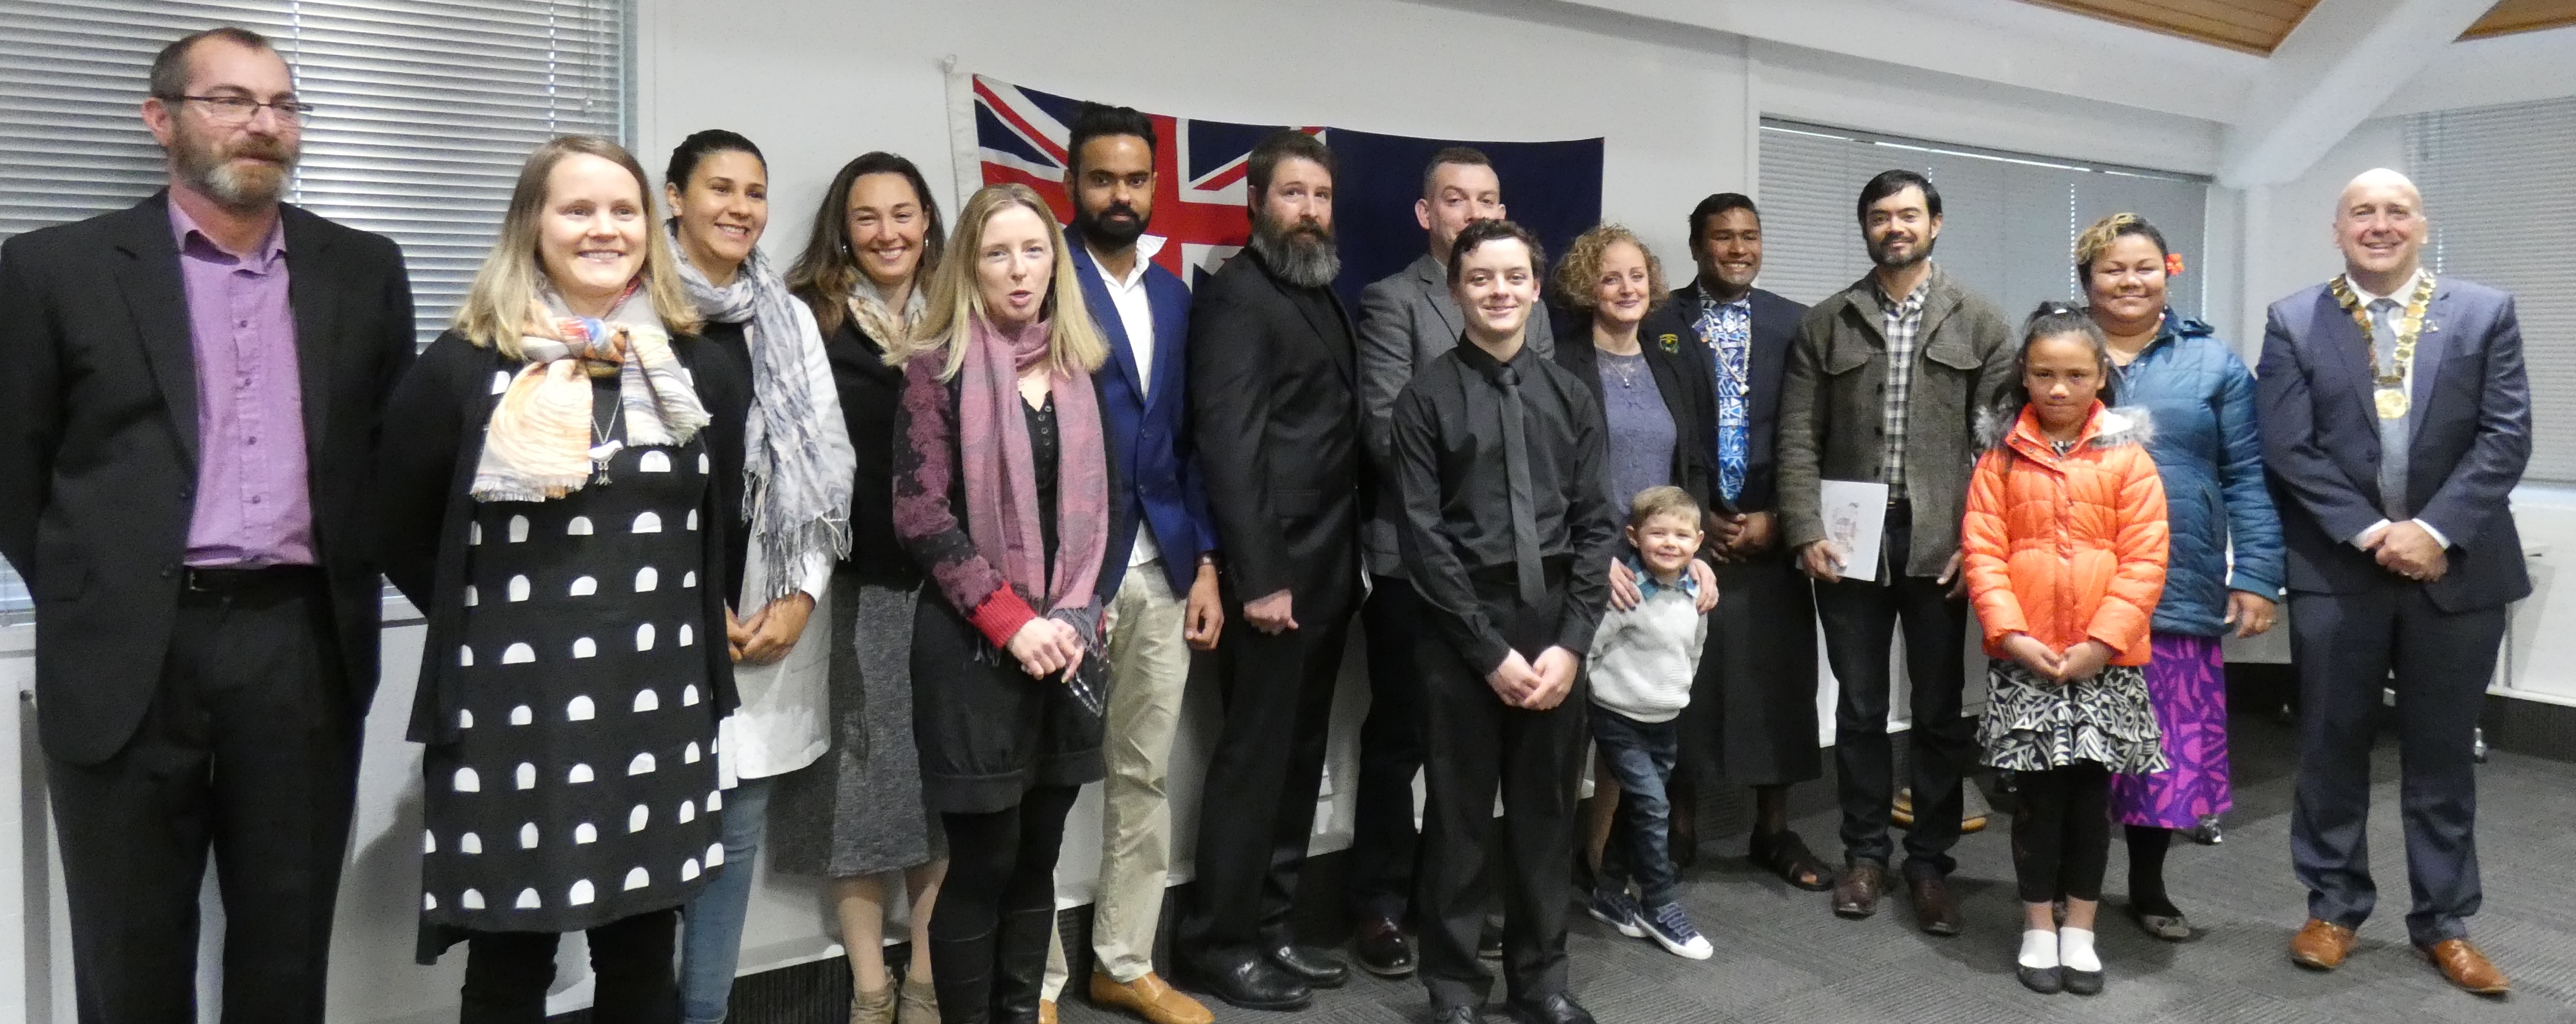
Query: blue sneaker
1642 901 1714 960
1585 887 1644 938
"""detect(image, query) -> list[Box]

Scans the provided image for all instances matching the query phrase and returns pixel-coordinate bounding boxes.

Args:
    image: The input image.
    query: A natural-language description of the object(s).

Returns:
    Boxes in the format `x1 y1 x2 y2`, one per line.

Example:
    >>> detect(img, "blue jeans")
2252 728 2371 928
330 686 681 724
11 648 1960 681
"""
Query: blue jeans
679 774 774 1024
1592 706 1682 907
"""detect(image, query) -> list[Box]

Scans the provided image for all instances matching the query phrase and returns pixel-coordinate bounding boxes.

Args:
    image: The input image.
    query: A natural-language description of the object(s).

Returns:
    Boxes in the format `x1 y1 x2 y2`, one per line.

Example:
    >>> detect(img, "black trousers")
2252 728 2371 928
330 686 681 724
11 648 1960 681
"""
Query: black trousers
1181 565 1356 954
2287 582 2503 946
1349 573 1428 921
1415 573 1586 1010
458 909 680 1024
1811 500 1973 875
2009 766 2112 904
932 785 1080 1024
45 570 360 1024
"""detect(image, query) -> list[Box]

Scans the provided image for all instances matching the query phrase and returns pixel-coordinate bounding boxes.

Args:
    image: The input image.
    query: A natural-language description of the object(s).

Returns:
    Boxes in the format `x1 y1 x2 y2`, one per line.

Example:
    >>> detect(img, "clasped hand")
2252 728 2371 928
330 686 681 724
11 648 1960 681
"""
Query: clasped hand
2002 633 2111 685
723 592 815 665
2363 521 2448 583
1006 616 1088 680
1486 646 1579 710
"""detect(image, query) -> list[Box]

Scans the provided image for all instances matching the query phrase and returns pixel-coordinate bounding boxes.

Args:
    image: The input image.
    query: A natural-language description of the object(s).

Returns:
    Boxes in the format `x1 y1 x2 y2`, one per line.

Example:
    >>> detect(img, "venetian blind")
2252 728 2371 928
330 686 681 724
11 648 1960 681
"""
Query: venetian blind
1756 119 2210 323
0 0 629 619
2406 97 2576 484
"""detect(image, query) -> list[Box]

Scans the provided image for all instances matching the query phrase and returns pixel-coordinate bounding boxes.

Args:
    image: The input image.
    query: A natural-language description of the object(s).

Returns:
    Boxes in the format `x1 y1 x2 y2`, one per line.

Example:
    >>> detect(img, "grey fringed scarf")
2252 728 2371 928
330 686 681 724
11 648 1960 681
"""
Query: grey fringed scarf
671 224 854 602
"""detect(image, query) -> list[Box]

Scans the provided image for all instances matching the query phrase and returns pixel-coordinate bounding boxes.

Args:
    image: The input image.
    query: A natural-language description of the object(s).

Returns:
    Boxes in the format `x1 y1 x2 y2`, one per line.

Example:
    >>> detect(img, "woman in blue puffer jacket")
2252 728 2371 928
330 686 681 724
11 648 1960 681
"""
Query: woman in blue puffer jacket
2076 213 2285 942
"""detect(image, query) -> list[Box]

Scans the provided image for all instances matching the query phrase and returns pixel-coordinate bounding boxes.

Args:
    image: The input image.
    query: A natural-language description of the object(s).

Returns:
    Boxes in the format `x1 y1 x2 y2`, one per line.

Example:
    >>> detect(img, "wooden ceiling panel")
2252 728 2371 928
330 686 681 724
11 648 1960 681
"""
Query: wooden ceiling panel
2462 0 2576 39
2015 0 2325 55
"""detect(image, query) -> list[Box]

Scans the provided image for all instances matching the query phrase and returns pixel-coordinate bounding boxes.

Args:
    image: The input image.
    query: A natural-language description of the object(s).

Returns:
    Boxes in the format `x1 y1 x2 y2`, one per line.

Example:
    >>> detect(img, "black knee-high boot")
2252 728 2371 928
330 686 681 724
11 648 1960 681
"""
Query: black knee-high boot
989 907 1058 1023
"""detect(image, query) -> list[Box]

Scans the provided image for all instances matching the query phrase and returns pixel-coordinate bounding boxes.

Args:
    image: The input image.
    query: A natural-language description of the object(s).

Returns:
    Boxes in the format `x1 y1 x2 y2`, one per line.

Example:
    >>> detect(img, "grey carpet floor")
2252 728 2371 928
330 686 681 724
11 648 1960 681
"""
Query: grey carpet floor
1059 713 2576 1024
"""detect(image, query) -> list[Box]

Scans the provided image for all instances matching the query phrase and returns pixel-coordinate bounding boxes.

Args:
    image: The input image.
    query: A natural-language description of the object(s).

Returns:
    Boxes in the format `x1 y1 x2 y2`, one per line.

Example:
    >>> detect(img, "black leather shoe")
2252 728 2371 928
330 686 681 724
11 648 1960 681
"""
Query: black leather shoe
1433 1005 1481 1024
1263 941 1348 989
2017 964 2063 994
1353 915 1416 978
2062 967 2103 995
1506 992 1598 1024
1185 949 1311 1011
1479 916 1505 960
1906 869 1962 937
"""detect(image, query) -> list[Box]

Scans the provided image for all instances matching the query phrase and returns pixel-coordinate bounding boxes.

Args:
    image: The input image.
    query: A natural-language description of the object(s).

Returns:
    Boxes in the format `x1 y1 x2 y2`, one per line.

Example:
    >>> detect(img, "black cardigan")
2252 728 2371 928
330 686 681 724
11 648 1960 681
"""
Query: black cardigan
1548 302 1727 517
821 316 920 585
377 327 751 746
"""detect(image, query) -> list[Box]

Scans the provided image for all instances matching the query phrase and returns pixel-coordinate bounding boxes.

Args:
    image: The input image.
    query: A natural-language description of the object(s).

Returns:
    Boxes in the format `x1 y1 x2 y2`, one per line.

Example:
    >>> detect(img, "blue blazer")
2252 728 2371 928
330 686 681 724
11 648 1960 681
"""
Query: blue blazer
2256 276 2532 612
1071 242 1217 595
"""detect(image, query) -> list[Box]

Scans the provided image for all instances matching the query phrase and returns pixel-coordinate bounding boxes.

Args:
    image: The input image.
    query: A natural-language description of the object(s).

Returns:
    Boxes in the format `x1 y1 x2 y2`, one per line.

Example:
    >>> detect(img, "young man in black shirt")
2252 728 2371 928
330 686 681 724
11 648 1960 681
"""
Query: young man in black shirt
1391 220 1617 1024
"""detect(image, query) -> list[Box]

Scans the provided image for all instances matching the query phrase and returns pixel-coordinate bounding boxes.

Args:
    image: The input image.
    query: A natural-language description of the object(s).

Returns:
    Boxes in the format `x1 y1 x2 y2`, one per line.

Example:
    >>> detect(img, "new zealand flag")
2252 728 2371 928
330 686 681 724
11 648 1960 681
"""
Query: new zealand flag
971 75 1603 308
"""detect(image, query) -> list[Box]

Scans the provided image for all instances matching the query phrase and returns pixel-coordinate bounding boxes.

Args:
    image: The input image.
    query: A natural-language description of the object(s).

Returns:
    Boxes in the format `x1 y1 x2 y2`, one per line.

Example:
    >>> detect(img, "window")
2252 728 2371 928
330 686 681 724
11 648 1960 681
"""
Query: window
2407 97 2576 484
1755 119 2210 321
0 1 629 621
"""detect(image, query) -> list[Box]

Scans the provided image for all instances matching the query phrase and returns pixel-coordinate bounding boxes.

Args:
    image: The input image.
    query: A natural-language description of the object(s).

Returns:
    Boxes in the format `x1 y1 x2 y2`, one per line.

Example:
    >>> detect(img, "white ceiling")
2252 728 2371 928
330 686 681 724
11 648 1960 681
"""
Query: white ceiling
1528 0 2576 185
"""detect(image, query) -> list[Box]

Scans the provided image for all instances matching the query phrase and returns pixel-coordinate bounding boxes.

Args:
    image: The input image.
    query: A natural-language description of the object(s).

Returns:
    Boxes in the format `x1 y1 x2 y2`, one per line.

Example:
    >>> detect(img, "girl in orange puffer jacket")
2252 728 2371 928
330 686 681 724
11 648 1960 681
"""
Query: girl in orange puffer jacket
1962 303 2170 998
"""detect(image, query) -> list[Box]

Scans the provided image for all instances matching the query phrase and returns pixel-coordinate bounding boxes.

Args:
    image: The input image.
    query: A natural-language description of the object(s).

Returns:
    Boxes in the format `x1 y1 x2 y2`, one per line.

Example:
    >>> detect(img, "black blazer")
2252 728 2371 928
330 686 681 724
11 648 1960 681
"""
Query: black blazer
1187 248 1363 602
1668 282 1806 513
1551 302 1725 516
376 328 748 745
819 315 920 586
0 192 415 765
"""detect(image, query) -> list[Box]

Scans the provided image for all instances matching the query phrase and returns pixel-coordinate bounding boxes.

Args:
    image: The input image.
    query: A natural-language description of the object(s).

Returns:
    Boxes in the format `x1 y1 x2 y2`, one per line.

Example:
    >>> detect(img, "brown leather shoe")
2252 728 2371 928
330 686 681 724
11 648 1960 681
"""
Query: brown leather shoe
2418 938 2509 995
2289 919 2359 971
1906 870 1962 936
1832 861 1883 918
1091 970 1216 1024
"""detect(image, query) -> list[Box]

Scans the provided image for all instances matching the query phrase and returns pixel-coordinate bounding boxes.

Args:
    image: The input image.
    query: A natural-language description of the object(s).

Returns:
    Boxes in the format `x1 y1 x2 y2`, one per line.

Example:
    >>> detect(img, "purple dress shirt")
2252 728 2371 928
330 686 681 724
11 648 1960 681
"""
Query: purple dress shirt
171 201 316 567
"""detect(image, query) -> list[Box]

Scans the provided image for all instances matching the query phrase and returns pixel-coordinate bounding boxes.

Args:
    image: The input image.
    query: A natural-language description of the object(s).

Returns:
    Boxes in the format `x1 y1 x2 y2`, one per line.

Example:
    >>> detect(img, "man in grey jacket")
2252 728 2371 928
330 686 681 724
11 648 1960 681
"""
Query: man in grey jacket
1775 169 2016 937
1347 146 1552 976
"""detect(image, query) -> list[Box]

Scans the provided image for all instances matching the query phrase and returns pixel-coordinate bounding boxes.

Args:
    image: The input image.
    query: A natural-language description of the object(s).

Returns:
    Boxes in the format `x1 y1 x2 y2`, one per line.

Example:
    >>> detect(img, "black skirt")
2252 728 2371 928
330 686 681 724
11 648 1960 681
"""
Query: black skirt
1684 549 1822 787
908 594 1106 815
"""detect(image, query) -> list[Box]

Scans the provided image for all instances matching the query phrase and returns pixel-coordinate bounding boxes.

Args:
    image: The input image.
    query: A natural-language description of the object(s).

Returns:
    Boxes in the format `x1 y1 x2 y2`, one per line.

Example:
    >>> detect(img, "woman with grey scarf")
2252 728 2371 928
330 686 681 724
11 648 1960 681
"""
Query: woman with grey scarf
660 129 857 1024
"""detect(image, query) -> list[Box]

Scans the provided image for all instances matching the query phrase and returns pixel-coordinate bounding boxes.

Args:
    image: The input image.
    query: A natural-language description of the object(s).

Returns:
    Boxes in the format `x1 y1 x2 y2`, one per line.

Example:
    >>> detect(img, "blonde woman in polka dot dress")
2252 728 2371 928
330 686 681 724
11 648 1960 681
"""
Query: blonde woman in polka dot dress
378 136 752 1023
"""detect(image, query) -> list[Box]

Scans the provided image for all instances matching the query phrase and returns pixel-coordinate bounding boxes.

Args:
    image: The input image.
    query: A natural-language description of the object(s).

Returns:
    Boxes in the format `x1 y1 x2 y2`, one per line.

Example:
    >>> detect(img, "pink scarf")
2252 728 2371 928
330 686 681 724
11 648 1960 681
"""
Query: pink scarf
957 316 1109 620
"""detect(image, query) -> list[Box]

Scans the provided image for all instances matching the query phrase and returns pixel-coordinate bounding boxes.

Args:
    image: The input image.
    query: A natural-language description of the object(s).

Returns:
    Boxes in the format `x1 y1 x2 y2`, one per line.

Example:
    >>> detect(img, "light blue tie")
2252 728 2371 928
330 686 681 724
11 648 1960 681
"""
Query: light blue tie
2371 298 2411 520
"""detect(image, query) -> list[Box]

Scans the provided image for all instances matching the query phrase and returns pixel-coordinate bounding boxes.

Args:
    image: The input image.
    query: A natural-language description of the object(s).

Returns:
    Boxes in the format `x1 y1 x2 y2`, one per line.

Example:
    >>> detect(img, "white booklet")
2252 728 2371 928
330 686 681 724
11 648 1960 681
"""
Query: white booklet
1819 480 1891 583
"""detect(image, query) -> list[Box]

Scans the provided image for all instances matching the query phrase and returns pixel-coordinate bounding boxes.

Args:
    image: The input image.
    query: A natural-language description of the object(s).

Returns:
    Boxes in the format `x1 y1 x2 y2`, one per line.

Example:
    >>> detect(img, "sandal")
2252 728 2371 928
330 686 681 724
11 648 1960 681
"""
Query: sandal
2128 903 2192 942
1750 829 1836 892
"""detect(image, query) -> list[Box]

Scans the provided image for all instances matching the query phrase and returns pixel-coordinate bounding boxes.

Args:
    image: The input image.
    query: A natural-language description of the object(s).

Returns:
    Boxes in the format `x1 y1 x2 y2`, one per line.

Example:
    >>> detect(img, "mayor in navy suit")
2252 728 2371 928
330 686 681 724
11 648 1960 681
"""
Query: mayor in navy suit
2260 169 2529 995
1039 104 1225 1024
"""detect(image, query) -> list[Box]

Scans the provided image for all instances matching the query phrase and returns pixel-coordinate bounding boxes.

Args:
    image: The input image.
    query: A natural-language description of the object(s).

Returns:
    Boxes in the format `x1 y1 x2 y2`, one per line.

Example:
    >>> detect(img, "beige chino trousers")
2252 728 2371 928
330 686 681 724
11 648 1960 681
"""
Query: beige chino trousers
1044 560 1193 995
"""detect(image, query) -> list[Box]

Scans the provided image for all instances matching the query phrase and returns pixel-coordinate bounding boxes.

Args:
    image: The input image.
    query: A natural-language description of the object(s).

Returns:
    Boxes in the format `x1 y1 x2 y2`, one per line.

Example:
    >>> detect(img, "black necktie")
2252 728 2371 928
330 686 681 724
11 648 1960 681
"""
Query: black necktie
1497 364 1546 604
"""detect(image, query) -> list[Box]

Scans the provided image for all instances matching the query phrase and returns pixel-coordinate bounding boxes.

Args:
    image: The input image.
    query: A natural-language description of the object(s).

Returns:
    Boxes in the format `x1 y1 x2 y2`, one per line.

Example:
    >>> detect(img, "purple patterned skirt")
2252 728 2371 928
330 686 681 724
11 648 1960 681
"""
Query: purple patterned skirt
2109 632 2229 829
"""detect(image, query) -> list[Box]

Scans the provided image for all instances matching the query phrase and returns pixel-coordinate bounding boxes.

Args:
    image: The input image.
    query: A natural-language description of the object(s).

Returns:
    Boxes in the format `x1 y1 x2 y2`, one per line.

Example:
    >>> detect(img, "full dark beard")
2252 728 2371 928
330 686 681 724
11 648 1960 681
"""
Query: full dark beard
1074 201 1149 250
1247 213 1339 289
172 119 297 212
1868 232 1934 270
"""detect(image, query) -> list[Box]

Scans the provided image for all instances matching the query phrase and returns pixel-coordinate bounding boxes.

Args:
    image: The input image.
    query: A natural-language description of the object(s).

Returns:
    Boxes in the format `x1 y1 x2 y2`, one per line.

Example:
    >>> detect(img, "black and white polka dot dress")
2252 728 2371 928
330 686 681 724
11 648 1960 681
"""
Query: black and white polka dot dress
417 435 725 936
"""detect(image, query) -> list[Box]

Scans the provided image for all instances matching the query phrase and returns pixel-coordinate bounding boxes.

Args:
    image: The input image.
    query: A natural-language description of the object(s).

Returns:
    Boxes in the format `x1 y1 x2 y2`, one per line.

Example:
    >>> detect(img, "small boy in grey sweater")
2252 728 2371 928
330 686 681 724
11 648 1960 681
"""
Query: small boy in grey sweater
1584 485 1715 959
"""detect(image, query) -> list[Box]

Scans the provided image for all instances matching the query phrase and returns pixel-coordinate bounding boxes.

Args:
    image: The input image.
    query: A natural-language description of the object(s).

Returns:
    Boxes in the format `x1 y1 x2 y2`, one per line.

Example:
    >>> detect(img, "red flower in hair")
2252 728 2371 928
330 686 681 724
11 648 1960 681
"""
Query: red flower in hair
2165 252 2186 278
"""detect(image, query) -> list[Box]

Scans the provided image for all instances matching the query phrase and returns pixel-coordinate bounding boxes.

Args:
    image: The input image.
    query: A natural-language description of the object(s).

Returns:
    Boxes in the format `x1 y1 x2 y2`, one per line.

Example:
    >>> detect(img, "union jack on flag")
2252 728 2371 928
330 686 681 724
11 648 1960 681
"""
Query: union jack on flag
973 75 1313 288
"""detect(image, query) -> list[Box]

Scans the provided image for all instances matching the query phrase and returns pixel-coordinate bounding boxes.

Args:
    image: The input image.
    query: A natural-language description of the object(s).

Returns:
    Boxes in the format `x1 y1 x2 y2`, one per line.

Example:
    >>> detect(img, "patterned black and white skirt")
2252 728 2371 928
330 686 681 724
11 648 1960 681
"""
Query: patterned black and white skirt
1977 660 2167 775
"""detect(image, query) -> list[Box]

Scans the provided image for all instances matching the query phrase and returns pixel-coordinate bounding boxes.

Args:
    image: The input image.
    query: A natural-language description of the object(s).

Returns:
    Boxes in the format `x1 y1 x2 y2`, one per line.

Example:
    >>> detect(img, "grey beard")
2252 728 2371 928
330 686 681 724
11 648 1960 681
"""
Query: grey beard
172 127 295 211
1249 225 1340 289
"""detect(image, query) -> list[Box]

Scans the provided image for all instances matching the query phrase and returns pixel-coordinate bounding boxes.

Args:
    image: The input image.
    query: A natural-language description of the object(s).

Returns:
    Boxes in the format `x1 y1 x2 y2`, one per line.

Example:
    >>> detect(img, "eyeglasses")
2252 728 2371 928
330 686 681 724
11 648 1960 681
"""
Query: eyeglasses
166 93 317 127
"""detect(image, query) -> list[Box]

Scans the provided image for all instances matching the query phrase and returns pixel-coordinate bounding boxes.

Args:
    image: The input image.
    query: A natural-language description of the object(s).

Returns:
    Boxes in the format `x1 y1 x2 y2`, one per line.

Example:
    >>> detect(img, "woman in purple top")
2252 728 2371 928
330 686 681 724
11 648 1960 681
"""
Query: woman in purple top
884 183 1127 1024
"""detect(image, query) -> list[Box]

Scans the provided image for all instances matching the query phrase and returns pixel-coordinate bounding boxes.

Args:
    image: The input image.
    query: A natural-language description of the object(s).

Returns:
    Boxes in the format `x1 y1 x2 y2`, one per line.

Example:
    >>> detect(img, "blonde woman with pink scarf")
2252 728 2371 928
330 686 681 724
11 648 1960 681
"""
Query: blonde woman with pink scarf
886 183 1125 1024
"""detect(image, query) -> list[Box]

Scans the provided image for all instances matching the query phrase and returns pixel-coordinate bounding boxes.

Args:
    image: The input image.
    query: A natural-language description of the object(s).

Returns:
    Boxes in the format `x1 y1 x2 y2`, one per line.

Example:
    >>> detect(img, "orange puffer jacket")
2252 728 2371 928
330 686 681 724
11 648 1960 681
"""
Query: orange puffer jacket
1962 403 2169 666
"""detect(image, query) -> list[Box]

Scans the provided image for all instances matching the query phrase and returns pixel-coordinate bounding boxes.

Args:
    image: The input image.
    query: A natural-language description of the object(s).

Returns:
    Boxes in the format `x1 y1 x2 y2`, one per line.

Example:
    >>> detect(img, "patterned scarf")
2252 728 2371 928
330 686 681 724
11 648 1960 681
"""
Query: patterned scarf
471 283 711 503
670 223 855 602
957 316 1109 624
848 273 925 351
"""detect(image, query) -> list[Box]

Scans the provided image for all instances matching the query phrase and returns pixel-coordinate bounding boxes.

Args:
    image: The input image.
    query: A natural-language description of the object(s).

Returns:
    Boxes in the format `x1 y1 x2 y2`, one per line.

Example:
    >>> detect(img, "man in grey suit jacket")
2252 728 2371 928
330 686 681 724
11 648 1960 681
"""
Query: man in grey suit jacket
1346 146 1551 976
2262 169 2528 996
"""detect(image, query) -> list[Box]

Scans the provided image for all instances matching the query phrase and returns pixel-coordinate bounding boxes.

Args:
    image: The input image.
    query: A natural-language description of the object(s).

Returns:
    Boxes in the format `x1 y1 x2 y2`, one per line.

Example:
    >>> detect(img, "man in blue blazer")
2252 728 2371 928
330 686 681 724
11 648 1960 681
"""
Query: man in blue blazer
2259 168 2528 996
1039 104 1225 1024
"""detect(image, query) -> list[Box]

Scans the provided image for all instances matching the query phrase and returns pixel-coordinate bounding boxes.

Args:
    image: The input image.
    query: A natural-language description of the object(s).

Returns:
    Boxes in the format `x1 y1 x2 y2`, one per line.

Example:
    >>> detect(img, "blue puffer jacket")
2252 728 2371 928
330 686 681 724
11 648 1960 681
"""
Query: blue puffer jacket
2114 313 2285 636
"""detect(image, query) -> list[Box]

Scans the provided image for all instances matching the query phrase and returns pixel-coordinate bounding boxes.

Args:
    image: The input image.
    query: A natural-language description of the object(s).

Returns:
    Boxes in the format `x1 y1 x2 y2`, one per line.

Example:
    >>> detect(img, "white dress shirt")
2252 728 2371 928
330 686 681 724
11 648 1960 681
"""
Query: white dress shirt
1091 245 1165 567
